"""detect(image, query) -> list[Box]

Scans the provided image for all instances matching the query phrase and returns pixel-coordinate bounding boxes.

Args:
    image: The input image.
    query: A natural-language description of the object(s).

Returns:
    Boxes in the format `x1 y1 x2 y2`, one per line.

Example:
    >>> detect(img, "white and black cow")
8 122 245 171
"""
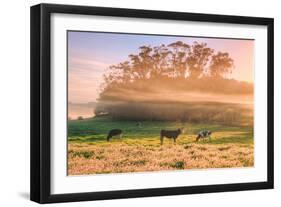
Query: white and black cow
196 130 212 142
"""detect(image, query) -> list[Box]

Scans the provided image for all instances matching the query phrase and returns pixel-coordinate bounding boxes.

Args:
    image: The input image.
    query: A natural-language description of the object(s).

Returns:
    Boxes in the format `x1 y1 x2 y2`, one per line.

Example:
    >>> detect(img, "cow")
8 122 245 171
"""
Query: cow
136 121 142 128
196 130 212 142
160 128 183 145
107 129 123 141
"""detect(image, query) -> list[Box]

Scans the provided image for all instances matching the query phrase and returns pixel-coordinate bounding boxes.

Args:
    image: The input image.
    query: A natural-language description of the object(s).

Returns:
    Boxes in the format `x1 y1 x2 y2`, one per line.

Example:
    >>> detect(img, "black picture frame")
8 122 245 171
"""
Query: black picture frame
30 3 274 204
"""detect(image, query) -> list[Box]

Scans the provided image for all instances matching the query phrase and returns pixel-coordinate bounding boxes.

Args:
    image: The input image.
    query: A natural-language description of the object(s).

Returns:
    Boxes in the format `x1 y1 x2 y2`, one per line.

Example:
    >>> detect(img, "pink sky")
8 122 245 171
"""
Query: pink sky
68 32 254 103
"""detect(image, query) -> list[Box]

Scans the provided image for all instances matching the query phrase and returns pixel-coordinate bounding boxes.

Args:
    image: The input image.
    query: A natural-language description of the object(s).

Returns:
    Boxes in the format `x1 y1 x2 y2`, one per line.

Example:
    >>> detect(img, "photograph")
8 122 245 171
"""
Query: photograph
67 31 254 176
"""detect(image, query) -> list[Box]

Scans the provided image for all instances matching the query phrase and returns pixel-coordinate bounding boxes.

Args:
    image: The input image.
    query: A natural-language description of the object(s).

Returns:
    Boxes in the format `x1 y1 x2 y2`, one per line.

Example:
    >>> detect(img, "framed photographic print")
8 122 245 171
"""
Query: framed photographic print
30 3 274 203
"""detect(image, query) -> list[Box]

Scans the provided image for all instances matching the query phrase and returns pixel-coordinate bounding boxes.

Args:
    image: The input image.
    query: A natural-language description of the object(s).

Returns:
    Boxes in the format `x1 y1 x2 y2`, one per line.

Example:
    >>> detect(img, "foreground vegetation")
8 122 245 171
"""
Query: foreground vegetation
68 116 254 175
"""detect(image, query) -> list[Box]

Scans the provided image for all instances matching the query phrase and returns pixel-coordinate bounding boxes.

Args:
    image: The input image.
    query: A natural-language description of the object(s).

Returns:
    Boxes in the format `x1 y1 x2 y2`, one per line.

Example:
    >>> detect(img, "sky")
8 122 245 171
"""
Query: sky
68 31 254 103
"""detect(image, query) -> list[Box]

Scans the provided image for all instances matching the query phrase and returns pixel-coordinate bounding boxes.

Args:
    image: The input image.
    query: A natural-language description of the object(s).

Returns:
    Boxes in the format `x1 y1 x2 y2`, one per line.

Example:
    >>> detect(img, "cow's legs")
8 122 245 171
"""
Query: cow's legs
173 138 176 144
160 136 164 145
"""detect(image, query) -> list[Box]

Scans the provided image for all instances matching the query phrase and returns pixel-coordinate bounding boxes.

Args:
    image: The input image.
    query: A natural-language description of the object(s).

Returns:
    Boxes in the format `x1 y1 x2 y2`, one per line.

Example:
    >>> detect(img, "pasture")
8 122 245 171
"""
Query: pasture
67 116 254 175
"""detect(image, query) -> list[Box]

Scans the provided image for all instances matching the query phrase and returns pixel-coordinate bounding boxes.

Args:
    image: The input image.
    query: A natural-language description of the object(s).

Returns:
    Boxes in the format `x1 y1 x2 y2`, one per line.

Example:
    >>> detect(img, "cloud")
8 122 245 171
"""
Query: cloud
69 57 110 72
68 56 109 103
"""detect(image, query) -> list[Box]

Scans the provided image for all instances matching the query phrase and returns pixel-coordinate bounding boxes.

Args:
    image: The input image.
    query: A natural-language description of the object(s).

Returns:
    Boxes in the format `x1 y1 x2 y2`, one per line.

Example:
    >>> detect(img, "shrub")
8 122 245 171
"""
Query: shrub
77 116 84 120
170 161 185 169
72 151 94 159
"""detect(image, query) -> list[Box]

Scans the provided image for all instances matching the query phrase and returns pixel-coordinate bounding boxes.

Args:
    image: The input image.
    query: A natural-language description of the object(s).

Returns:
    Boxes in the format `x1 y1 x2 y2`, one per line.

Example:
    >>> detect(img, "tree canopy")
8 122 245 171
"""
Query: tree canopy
102 41 234 88
94 41 253 122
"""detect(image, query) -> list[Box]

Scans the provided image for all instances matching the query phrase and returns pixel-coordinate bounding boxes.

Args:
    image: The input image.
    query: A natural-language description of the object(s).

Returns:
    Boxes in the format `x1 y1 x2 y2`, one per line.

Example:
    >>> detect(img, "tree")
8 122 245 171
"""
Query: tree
150 44 171 78
77 116 84 120
168 41 190 78
129 45 153 80
186 42 213 79
209 52 234 78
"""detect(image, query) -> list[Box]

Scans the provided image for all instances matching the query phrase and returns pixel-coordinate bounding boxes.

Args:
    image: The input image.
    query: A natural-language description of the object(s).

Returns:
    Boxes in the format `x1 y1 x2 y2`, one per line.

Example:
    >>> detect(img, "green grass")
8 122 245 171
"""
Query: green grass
67 116 254 175
68 116 253 145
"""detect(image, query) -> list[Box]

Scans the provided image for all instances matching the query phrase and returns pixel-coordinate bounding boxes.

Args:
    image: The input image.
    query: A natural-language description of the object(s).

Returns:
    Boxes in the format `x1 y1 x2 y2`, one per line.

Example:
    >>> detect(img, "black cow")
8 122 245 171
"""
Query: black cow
107 129 123 141
160 128 183 145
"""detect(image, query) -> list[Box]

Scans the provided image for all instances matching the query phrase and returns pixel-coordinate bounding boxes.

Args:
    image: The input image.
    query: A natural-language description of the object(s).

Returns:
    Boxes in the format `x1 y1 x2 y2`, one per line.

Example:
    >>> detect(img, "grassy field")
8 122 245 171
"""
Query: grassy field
68 116 254 175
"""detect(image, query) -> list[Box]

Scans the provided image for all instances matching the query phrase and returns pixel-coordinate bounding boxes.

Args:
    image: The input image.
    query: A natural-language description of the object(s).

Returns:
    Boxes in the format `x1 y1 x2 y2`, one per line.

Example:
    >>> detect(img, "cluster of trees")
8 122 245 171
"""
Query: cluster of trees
102 41 234 88
94 41 253 124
